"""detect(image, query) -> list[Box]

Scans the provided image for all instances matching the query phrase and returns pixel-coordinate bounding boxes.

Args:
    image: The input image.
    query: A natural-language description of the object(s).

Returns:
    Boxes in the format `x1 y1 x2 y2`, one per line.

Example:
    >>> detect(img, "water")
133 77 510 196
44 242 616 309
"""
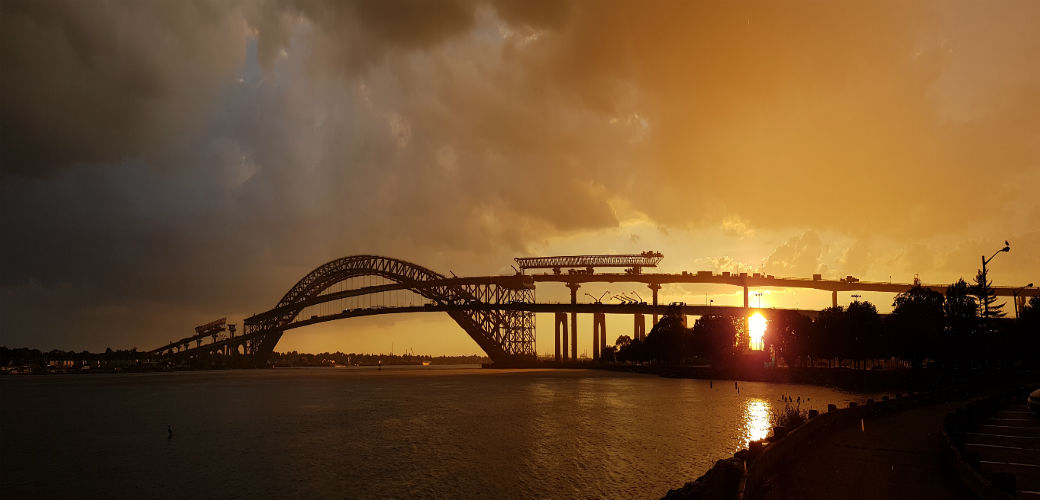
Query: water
1 367 869 499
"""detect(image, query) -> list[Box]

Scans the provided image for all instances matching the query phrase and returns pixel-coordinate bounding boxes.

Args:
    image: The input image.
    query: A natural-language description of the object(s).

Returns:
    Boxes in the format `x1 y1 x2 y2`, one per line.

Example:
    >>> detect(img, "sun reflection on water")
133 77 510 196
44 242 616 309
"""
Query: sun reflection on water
742 399 772 449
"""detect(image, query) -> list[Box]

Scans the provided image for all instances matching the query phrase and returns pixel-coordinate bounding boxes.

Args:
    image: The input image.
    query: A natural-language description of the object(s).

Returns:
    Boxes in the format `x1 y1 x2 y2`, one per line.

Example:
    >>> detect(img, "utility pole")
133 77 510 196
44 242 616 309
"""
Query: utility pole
980 241 1010 331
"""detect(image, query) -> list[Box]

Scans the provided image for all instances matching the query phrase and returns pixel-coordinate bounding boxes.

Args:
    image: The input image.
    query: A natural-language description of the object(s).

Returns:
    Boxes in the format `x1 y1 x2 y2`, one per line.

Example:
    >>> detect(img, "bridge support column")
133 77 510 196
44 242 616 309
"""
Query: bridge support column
832 290 838 308
571 313 578 360
634 313 645 341
600 317 607 358
555 312 568 361
744 285 749 309
567 283 580 360
649 283 661 326
592 312 606 360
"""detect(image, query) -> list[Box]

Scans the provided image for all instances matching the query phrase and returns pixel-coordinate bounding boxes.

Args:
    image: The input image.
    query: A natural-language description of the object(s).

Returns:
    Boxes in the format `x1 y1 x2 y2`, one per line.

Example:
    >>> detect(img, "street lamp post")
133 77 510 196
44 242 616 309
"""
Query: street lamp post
1012 283 1034 319
754 292 763 308
980 241 1010 330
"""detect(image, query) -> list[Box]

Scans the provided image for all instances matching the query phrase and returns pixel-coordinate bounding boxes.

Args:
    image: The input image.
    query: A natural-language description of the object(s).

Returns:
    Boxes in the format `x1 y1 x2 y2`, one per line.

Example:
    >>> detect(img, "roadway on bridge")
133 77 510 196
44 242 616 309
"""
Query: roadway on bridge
282 302 822 331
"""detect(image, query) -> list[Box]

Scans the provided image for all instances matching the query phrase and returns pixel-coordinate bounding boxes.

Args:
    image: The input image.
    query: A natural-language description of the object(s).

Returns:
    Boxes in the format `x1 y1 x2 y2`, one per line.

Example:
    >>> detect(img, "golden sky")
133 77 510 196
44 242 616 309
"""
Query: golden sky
1 1 1038 355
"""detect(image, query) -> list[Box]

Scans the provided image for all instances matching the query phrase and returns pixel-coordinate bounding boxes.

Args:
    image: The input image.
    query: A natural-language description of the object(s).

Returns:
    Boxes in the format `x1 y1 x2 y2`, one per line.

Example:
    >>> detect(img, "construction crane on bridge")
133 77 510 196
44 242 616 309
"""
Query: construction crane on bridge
515 251 664 275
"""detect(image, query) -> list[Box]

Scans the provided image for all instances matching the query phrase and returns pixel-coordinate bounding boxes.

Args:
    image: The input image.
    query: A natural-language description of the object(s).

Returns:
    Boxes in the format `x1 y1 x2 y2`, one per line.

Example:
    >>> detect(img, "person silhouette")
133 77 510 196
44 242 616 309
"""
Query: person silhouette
168 425 173 439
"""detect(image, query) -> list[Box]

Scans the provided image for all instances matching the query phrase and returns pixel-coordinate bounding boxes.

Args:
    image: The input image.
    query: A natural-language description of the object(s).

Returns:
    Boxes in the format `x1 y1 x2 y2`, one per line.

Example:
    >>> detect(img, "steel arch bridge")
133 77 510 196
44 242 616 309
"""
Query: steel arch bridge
153 255 536 366
155 250 1040 367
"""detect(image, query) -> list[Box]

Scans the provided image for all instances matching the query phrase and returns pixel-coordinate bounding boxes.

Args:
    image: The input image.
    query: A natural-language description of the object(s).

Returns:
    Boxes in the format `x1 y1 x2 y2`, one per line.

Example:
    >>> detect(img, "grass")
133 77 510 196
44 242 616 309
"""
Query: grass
770 403 809 430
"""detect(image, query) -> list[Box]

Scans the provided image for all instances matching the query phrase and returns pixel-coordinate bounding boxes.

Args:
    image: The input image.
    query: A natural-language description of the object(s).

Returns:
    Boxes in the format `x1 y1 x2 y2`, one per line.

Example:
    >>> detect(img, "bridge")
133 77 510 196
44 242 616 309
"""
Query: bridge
150 252 1038 367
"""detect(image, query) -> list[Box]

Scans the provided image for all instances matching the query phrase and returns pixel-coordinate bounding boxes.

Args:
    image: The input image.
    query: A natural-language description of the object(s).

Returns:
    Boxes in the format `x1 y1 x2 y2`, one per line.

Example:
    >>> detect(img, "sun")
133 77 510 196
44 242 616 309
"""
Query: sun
748 312 766 351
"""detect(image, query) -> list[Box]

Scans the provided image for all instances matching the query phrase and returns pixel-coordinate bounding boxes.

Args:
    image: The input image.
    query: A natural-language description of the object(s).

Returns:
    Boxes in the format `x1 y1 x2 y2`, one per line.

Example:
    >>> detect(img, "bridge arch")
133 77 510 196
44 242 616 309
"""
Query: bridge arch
243 255 535 363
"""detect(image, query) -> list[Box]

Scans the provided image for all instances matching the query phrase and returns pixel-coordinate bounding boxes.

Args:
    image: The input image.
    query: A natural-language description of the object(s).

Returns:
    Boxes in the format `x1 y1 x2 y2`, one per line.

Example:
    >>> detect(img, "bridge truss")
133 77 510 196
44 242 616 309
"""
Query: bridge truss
156 256 536 366
154 251 1040 368
515 251 663 274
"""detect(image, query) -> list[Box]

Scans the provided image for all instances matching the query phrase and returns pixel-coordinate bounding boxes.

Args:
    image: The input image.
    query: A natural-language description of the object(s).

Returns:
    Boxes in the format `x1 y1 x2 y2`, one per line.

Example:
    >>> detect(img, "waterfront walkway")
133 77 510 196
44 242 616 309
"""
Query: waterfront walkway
966 402 1040 499
749 400 975 500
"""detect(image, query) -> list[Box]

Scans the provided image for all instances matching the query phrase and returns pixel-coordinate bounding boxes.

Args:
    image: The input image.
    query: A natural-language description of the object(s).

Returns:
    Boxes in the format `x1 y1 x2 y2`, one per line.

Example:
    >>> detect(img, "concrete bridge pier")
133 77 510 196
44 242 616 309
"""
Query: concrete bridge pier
649 283 661 325
594 313 603 357
633 313 645 340
744 285 749 309
555 312 568 361
592 312 606 360
568 283 580 360
832 290 838 308
571 312 578 359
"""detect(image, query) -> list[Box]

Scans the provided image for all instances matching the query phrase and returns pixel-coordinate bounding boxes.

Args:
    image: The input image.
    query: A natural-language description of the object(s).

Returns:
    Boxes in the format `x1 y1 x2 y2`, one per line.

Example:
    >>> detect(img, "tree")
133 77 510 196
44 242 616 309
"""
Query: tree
644 305 692 365
765 310 813 367
691 314 740 366
814 306 847 367
973 269 1007 321
889 283 945 369
944 279 979 366
614 335 632 351
1017 296 1040 367
846 300 881 368
1022 296 1040 323
616 336 648 364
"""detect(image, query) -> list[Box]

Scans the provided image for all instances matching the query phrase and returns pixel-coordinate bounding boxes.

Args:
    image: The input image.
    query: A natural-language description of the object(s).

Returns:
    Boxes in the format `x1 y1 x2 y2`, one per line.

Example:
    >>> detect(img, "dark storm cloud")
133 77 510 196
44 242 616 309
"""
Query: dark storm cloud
249 0 479 72
0 0 613 349
0 0 249 176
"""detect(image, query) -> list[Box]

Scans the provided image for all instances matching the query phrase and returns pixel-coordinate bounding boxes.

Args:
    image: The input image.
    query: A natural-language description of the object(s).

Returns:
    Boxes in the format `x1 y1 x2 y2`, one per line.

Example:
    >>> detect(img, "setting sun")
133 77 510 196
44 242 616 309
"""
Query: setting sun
748 313 766 351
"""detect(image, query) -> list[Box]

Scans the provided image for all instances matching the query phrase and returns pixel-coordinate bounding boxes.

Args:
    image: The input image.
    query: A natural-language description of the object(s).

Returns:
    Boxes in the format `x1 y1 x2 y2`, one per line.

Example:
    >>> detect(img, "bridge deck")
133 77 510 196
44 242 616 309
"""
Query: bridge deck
247 272 1036 298
527 272 1037 297
282 302 819 331
245 273 1035 326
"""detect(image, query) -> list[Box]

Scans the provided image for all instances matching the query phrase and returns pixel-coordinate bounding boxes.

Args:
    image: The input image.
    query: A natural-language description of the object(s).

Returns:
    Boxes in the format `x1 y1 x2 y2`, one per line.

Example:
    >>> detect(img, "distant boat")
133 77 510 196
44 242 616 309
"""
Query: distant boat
421 361 431 366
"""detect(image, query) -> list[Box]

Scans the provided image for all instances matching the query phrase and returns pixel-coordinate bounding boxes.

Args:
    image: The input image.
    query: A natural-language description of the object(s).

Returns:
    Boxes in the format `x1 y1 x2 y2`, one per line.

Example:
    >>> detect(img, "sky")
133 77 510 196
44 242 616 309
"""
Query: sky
2 0 1039 357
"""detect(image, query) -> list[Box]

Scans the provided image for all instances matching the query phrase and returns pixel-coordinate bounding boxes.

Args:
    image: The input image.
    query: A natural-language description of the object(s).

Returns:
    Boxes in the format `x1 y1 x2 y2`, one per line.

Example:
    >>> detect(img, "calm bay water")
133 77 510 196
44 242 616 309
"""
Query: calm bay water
1 366 868 499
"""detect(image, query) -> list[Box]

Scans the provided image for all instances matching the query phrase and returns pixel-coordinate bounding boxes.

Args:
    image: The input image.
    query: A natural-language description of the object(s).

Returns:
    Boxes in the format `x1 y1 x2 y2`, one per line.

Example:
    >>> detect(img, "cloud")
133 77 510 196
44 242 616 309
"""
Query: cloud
838 239 875 278
763 231 828 278
0 0 249 176
720 215 754 238
2 0 1039 352
705 256 756 275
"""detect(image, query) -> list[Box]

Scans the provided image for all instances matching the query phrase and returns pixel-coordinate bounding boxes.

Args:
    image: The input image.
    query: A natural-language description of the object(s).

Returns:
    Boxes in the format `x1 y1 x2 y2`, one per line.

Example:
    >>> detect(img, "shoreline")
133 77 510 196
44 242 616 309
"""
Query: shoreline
658 374 1038 500
597 363 929 393
614 363 1039 395
487 359 1037 394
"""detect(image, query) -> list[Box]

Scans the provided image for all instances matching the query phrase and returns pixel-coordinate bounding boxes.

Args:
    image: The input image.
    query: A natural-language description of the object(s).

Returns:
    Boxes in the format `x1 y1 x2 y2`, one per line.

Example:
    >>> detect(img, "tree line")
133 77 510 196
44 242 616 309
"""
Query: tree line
0 346 490 370
606 276 1040 369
